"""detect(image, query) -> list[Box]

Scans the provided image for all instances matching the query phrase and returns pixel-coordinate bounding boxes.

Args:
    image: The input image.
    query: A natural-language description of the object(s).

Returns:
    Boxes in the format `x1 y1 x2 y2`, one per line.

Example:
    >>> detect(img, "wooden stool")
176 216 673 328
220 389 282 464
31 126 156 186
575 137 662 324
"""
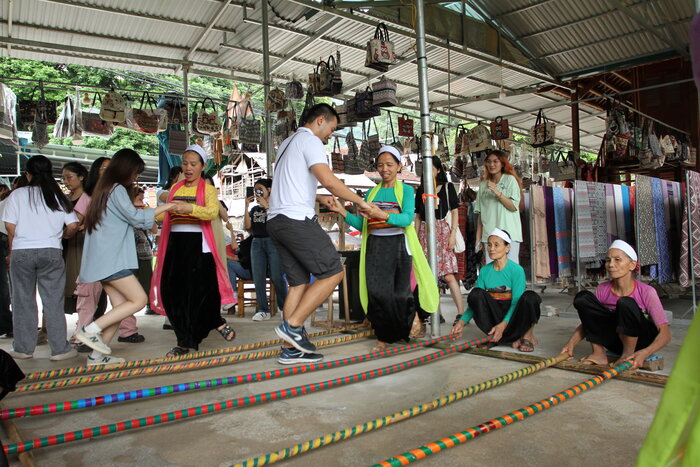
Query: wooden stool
235 279 276 317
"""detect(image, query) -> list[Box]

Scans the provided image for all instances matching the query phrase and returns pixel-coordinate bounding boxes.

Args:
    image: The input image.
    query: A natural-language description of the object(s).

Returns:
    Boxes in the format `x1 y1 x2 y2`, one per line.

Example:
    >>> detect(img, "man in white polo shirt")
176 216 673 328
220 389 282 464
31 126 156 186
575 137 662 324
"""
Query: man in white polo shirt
267 103 371 364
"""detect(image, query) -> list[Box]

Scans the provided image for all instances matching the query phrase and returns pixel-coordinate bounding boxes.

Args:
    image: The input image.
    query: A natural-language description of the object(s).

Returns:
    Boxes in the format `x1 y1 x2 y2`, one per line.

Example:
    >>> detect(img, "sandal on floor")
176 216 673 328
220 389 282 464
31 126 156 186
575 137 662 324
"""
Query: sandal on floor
217 324 236 342
166 346 189 358
579 356 607 366
518 339 535 352
476 341 497 350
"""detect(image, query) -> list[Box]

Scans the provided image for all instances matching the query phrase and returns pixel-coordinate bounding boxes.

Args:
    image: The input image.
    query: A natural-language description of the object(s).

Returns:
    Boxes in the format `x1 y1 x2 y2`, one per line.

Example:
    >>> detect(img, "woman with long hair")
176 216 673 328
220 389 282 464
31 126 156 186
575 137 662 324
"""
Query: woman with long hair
475 149 523 264
75 149 175 365
414 155 464 328
61 162 89 315
150 145 236 358
2 155 79 361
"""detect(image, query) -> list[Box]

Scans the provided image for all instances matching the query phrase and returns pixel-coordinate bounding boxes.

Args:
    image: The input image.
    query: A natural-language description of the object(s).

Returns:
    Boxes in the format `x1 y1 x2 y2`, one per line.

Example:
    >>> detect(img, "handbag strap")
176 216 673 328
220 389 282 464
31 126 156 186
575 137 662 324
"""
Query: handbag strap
375 23 389 41
333 135 341 153
274 132 302 171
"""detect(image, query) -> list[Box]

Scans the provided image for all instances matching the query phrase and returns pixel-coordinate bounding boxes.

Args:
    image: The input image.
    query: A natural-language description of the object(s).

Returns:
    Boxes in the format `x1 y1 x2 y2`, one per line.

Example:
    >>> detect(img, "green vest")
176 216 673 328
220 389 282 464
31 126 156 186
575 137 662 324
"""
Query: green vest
358 181 439 314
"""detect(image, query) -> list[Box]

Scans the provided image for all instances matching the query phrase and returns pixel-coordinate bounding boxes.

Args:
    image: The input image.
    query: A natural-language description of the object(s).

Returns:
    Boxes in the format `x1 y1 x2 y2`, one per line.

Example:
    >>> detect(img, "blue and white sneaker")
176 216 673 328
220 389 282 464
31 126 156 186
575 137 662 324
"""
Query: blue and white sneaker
278 347 324 365
275 321 316 353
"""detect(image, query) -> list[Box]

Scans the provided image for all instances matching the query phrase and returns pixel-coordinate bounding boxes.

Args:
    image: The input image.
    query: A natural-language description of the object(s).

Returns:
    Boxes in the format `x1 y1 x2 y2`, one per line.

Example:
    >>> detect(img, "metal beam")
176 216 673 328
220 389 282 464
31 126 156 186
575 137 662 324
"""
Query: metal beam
262 0 273 174
2 20 219 56
607 0 687 57
332 0 446 7
556 49 681 81
430 85 541 107
398 62 492 104
269 16 342 74
184 0 233 61
491 0 556 19
40 0 239 34
466 0 558 77
285 0 563 87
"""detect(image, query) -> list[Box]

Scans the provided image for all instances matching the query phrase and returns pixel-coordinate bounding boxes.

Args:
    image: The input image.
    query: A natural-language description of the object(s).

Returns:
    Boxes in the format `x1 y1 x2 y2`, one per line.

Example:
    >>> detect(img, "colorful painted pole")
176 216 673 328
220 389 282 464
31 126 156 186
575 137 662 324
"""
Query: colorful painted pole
374 360 634 466
233 352 570 467
3 337 487 455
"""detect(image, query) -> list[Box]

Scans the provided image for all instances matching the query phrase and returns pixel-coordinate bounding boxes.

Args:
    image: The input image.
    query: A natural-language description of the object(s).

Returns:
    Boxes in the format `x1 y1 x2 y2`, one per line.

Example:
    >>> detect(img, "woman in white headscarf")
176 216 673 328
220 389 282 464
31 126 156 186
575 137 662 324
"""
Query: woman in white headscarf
562 240 671 368
451 228 541 352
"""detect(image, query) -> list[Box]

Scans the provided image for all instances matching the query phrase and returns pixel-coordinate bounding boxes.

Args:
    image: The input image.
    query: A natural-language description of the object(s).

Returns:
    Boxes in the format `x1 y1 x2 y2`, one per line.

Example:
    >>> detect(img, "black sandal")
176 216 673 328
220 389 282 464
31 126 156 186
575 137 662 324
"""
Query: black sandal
217 324 236 342
166 346 189 358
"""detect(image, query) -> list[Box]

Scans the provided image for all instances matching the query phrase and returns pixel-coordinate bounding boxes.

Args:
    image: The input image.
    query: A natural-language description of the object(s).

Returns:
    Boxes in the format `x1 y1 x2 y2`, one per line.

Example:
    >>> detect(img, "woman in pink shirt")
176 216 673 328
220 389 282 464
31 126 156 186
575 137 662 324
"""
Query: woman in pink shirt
561 240 671 368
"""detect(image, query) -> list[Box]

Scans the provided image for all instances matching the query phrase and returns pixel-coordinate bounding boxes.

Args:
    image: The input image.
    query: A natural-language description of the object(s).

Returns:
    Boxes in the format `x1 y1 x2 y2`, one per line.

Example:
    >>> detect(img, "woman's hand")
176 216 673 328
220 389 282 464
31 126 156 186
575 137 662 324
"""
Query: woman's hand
487 181 499 194
171 201 193 215
487 321 508 343
245 196 254 206
560 343 575 360
367 203 387 220
256 196 269 210
448 230 457 250
451 319 466 337
614 349 648 369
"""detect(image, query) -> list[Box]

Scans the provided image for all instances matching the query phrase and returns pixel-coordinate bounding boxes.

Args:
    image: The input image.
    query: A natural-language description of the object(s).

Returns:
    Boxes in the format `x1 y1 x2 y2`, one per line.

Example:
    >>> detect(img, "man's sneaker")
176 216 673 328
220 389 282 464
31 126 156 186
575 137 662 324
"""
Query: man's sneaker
74 343 92 353
278 346 324 365
50 348 78 361
9 348 32 359
87 355 125 366
274 321 316 353
252 311 271 322
75 327 111 354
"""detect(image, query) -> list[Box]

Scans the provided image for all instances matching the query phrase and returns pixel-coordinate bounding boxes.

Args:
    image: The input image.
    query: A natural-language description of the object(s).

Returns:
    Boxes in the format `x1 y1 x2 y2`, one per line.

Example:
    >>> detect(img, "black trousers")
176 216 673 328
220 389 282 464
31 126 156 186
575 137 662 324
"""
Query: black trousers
0 235 11 335
573 290 658 355
365 234 415 344
162 232 225 350
468 288 541 344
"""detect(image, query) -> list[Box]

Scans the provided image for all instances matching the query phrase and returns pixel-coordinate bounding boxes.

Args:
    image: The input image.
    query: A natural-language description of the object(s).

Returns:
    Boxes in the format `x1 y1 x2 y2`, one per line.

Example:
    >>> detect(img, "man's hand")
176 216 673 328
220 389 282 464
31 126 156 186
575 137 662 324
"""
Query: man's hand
366 204 386 220
357 200 373 218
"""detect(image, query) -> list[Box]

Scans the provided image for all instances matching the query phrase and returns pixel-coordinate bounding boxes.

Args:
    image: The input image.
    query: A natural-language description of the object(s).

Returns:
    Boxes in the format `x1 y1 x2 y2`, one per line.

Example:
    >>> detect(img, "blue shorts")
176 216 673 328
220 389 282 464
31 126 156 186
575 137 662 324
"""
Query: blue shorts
101 269 134 282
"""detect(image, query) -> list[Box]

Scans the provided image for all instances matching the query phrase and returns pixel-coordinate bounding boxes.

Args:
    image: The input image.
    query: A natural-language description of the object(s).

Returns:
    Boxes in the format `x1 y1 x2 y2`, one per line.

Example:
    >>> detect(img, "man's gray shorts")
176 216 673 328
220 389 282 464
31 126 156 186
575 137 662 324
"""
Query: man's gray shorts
267 214 343 287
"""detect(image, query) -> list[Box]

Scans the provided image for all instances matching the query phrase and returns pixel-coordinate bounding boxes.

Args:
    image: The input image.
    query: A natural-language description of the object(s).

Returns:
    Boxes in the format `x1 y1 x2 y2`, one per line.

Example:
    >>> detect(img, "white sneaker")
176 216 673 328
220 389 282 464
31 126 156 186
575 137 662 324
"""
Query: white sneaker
252 311 271 322
75 327 111 354
87 355 125 366
9 348 32 359
50 348 78 361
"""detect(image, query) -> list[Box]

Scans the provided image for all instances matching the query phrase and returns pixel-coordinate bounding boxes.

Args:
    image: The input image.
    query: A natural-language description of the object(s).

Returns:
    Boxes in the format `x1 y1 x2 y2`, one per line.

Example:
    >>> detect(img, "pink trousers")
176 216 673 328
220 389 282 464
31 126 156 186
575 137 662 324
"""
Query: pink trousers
74 282 138 338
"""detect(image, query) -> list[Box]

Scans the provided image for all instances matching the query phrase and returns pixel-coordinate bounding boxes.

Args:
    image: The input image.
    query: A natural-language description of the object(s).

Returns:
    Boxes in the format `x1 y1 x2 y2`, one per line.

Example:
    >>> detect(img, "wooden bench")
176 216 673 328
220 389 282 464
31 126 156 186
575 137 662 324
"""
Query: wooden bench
235 279 276 317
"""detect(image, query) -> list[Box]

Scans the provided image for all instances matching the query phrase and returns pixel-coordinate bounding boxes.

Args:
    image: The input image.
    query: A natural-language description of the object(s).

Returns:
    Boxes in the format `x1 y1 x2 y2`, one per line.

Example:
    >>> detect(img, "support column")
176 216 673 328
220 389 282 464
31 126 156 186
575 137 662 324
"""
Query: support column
696 0 700 172
262 0 273 175
571 81 580 158
415 0 440 337
183 65 190 144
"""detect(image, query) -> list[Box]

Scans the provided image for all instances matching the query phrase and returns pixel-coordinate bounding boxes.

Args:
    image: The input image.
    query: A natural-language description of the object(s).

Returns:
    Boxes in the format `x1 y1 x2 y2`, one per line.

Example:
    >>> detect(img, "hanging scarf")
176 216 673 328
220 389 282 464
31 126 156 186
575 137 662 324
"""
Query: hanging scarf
358 181 439 314
150 178 235 315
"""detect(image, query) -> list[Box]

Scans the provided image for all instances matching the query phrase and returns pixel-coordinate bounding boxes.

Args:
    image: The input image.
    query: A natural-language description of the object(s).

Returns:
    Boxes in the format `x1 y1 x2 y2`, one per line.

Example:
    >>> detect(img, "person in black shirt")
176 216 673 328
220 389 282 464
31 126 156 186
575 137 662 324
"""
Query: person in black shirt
414 156 464 327
244 179 287 321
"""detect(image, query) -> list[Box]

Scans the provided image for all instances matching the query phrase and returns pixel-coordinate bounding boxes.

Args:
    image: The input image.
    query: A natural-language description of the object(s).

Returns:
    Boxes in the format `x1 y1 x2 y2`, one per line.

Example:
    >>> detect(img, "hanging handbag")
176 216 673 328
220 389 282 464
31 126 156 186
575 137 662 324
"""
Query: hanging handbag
100 88 127 123
194 97 220 135
466 123 491 153
326 53 343 96
299 93 316 126
128 92 166 134
53 96 76 139
284 78 304 100
398 113 414 137
455 124 466 155
490 116 510 140
365 23 396 71
266 88 286 112
310 60 334 97
17 85 59 130
344 128 364 175
331 136 345 174
346 97 358 124
462 155 479 179
371 76 397 107
239 101 261 146
335 101 350 129
81 93 114 138
355 86 380 120
530 109 556 147
31 86 49 148
450 154 464 179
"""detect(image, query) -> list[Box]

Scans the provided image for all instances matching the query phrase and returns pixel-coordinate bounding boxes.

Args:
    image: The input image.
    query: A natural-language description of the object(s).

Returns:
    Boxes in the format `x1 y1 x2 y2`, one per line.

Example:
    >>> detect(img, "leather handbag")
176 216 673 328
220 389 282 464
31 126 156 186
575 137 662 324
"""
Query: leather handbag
530 109 556 147
490 116 510 140
398 113 414 137
365 23 396 71
331 136 345 173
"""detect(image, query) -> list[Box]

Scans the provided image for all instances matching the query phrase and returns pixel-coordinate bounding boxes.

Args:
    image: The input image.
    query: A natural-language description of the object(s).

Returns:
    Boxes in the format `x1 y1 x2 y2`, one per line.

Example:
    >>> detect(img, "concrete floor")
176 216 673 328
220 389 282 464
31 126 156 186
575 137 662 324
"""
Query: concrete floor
0 288 693 466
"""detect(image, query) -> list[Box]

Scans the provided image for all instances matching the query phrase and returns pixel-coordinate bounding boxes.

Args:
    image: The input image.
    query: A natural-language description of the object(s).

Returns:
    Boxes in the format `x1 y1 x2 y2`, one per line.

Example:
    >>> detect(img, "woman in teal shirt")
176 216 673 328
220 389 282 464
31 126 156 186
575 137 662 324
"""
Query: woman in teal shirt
452 228 540 351
328 146 438 352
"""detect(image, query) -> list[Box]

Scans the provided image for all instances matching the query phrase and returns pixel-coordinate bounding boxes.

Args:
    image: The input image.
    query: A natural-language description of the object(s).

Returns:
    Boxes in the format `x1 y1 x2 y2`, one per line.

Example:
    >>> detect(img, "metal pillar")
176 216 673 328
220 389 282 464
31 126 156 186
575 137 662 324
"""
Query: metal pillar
183 65 190 144
415 0 440 337
571 82 580 157
684 170 697 317
261 0 273 175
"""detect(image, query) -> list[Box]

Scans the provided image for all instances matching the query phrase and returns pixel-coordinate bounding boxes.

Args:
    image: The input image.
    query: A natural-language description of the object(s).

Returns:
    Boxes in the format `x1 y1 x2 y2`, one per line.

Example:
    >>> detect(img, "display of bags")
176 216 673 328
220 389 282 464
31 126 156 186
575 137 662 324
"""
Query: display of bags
490 116 510 140
100 89 127 123
266 88 286 112
308 59 335 97
194 97 220 135
355 87 380 120
128 92 167 134
81 94 114 138
365 23 396 72
17 85 59 130
371 76 397 107
331 136 344 174
550 150 576 181
466 123 491 153
239 102 261 146
530 109 556 147
398 114 414 137
284 79 304 100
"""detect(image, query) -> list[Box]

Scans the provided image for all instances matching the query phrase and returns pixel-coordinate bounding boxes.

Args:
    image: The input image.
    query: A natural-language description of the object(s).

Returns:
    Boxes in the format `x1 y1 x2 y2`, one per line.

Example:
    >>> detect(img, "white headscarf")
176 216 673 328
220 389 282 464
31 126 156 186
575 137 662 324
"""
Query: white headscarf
184 144 208 164
488 228 511 245
377 145 402 163
608 240 638 262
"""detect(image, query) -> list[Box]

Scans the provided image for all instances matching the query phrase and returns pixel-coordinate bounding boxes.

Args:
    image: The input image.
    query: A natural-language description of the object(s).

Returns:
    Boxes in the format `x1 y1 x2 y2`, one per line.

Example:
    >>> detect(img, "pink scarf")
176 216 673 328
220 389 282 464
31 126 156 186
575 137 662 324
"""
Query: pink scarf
150 178 235 315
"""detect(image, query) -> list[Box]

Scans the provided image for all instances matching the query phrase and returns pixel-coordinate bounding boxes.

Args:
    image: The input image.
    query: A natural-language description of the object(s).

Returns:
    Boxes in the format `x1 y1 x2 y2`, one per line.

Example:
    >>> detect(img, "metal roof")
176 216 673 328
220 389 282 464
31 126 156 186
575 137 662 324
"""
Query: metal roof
0 0 692 152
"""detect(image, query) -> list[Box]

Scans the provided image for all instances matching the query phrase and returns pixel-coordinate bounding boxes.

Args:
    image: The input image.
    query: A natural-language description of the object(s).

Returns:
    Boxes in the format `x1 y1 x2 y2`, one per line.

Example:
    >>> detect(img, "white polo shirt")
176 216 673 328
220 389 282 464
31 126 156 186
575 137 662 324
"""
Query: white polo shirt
268 127 328 221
